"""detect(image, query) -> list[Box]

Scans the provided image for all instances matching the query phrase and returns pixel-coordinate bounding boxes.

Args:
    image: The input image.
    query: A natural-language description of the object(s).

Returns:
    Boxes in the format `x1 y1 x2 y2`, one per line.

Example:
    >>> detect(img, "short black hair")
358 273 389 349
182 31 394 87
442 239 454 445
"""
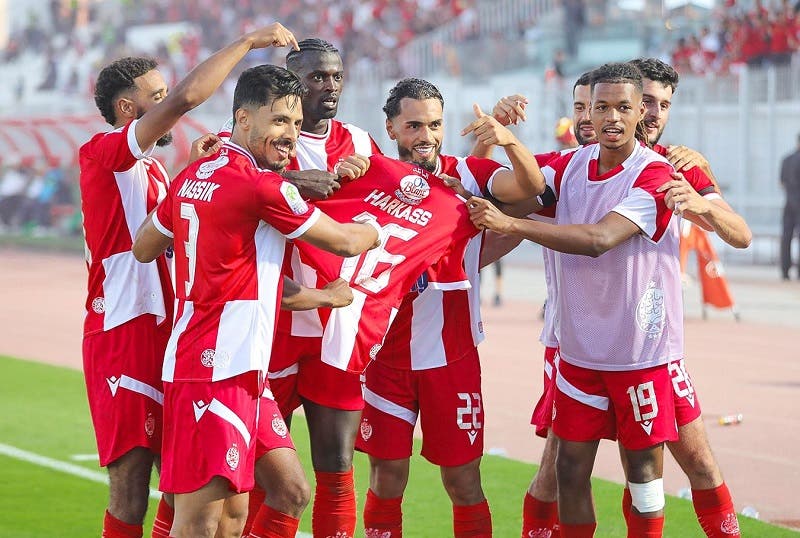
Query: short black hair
573 70 593 91
629 57 680 93
383 78 444 120
590 62 643 94
94 57 158 126
232 65 306 120
286 38 340 72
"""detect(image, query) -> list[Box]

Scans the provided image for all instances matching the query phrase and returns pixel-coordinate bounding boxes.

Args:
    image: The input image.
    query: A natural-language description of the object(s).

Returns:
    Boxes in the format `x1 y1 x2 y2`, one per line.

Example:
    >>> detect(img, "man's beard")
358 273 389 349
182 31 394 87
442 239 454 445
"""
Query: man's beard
398 145 438 173
574 122 594 145
155 132 173 147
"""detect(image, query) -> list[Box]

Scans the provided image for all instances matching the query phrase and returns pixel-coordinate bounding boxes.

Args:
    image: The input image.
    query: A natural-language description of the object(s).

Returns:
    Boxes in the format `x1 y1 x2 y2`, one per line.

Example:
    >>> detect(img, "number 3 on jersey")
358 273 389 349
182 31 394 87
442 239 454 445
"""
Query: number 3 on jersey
339 211 417 293
180 202 199 295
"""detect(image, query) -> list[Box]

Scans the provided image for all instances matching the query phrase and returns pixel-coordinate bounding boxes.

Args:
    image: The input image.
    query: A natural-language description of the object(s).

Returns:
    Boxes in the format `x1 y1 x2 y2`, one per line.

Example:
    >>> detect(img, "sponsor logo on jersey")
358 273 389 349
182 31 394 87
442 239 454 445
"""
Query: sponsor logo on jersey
360 418 373 441
177 179 221 202
395 174 430 205
271 415 288 438
635 280 665 338
280 182 309 215
91 297 105 314
195 154 229 180
144 413 155 438
200 348 231 368
225 443 240 470
363 189 432 226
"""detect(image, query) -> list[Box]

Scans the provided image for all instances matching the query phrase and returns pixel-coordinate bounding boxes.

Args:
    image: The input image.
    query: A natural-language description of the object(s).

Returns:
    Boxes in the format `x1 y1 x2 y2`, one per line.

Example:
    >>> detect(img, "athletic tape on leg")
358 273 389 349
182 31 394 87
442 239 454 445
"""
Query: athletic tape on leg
628 479 665 513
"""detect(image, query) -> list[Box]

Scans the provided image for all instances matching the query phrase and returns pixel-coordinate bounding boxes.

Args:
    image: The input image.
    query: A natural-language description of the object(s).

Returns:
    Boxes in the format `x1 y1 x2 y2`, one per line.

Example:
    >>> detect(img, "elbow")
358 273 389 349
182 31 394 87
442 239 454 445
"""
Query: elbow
132 245 154 263
336 239 367 257
735 229 753 249
586 231 616 258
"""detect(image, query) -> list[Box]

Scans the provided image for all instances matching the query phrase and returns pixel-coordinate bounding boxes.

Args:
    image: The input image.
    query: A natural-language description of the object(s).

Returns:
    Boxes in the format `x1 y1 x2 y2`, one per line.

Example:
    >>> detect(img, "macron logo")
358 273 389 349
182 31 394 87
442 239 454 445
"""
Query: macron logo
178 180 221 202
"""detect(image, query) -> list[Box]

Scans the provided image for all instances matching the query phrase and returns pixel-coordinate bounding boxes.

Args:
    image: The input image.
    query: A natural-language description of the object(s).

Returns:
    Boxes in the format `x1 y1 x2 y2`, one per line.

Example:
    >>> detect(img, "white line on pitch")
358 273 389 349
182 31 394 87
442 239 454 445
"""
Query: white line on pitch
70 453 100 461
0 442 312 537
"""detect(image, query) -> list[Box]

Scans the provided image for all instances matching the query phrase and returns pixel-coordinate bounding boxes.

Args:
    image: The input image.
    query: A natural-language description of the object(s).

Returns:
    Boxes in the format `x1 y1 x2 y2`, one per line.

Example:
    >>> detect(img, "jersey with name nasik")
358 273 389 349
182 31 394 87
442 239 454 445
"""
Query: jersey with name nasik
79 118 174 336
295 154 480 373
544 143 697 371
153 142 321 382
376 154 506 370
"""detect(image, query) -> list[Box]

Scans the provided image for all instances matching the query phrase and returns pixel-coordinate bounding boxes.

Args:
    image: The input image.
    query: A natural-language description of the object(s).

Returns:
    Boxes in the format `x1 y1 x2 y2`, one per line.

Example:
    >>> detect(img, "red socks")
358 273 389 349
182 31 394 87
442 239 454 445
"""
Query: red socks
150 497 174 538
521 492 560 537
692 483 740 537
559 522 596 538
621 487 632 524
363 489 403 537
103 510 143 538
312 469 357 538
453 499 492 537
242 486 267 536
626 512 664 538
247 503 300 538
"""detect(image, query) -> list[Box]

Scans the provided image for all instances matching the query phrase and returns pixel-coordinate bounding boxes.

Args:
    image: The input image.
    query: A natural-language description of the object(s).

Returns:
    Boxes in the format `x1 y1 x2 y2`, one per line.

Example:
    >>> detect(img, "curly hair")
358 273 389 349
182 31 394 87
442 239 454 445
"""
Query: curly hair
94 57 158 126
589 62 643 94
628 57 680 94
383 78 444 120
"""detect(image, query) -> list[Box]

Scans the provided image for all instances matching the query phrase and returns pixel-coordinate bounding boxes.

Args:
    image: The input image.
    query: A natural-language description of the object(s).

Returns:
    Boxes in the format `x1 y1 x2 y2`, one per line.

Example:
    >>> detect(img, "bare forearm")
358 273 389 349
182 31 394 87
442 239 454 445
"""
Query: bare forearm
507 218 611 257
281 277 335 310
502 138 546 200
479 231 523 268
470 138 495 159
695 202 752 248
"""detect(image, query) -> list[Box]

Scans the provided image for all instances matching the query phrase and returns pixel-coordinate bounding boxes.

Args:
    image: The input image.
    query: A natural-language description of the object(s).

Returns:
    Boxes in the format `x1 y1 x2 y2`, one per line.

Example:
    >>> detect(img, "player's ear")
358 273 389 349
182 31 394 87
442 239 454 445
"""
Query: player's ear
386 119 398 140
117 97 136 121
234 107 249 131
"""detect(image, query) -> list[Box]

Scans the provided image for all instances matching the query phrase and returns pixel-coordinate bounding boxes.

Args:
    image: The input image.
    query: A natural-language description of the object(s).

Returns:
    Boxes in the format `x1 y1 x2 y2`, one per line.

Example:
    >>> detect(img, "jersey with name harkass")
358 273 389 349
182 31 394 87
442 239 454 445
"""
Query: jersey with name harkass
153 142 321 382
295 154 480 373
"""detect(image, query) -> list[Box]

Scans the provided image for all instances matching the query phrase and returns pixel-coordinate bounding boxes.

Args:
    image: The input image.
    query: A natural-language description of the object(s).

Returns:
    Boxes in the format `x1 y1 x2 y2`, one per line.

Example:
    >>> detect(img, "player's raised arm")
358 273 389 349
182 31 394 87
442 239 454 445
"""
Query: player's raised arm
462 103 545 202
298 212 380 257
133 23 299 152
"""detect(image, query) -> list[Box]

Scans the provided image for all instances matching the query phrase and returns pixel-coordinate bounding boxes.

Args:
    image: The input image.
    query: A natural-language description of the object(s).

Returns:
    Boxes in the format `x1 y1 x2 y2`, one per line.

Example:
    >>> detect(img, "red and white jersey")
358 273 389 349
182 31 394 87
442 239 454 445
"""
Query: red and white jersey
652 143 721 199
153 142 321 382
543 143 702 371
276 119 383 343
376 154 505 370
79 119 174 335
295 154 480 373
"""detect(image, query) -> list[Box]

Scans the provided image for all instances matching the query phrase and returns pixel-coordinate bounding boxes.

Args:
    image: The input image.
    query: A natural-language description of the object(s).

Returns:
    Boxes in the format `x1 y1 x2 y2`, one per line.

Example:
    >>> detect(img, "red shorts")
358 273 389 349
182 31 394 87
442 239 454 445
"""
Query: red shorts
530 346 558 438
669 359 702 427
268 333 363 414
356 349 484 467
159 372 261 494
82 314 170 467
553 360 678 450
255 385 295 460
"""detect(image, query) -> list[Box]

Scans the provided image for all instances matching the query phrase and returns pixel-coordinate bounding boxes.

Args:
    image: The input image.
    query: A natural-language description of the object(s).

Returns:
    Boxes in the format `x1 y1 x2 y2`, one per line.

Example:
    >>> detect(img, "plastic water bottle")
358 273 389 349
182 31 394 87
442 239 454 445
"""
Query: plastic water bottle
718 413 743 426
741 506 760 519
677 487 692 500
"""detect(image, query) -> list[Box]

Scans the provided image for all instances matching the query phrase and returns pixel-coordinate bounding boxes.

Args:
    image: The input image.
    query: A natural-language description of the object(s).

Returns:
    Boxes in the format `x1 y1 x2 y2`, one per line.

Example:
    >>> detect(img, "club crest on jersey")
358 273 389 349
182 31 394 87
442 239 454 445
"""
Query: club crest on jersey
360 418 373 441
91 297 105 314
225 443 240 470
280 182 309 215
195 154 228 180
395 174 430 205
271 415 288 438
635 281 665 338
200 348 231 368
144 413 156 438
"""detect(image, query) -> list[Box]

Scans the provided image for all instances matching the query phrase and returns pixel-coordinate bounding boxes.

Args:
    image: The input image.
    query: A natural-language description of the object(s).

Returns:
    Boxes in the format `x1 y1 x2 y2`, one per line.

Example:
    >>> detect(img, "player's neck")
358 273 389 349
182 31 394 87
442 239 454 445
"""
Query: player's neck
597 140 636 175
302 117 330 136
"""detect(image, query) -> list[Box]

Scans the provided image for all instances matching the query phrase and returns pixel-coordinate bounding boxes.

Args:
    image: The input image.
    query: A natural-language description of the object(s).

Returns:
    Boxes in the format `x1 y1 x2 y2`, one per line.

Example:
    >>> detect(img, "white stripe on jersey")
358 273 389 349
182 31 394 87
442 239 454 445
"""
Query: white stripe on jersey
194 398 252 447
410 289 447 369
163 301 194 382
342 123 374 155
363 386 418 425
321 289 369 371
267 363 299 379
101 251 167 329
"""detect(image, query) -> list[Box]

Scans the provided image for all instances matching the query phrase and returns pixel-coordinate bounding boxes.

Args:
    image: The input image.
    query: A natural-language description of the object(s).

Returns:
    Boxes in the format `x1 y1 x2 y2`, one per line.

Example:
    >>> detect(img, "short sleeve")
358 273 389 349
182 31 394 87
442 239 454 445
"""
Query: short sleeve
465 156 507 197
254 174 321 239
91 119 154 172
541 151 573 198
681 166 717 197
610 161 674 242
152 188 174 239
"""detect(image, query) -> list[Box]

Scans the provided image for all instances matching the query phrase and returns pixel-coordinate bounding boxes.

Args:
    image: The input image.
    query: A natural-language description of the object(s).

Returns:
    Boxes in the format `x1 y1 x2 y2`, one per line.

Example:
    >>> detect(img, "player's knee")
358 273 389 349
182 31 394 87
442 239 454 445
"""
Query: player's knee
628 478 665 514
441 462 485 505
555 449 590 490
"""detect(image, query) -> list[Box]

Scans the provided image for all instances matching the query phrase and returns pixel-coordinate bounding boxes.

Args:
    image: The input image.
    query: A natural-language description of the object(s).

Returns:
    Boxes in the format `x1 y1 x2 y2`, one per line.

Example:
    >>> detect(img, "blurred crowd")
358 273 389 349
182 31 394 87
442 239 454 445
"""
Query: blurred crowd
0 156 79 237
2 0 476 100
671 0 800 75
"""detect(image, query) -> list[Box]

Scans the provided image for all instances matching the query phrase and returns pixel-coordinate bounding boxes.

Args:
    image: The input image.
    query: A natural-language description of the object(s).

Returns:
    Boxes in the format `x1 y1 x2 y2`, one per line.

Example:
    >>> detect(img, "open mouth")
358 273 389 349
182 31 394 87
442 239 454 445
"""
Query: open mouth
578 122 595 138
602 126 623 141
272 140 294 160
413 144 436 158
321 96 338 109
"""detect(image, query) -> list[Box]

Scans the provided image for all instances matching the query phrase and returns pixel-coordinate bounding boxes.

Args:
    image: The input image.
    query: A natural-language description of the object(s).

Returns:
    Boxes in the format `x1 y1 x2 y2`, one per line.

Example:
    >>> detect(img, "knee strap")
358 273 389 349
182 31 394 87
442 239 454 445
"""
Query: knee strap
628 479 665 513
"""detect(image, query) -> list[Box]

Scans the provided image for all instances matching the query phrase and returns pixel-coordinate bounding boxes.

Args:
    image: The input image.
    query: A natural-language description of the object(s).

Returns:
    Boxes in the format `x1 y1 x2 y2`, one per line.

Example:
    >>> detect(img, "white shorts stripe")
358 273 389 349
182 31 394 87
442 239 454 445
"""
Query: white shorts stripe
107 374 164 405
194 398 252 447
267 363 299 379
544 359 554 380
555 367 609 411
363 387 417 426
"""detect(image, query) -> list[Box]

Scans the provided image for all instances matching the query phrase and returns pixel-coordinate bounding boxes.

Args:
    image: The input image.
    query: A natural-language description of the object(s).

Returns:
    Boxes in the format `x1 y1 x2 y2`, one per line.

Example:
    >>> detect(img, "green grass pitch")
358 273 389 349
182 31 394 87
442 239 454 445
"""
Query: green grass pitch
0 355 795 537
